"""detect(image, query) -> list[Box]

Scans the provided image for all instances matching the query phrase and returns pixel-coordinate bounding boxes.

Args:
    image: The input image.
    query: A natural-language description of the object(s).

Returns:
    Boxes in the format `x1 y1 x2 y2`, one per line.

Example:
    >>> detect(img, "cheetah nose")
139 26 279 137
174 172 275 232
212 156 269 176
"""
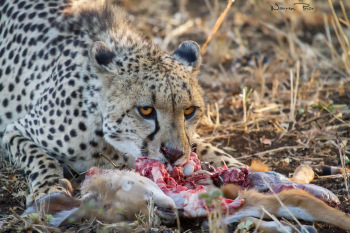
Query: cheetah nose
160 147 185 163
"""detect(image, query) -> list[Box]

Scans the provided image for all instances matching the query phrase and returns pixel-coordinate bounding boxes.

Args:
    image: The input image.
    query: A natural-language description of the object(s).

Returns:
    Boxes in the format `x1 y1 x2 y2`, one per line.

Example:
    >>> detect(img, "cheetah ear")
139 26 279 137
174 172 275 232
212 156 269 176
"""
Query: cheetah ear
172 41 201 72
89 41 116 72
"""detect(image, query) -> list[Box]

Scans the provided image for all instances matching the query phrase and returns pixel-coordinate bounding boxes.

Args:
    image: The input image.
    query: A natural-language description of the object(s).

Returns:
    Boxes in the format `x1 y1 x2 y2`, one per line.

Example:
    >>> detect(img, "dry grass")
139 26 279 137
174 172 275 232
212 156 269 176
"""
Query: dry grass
1 0 350 232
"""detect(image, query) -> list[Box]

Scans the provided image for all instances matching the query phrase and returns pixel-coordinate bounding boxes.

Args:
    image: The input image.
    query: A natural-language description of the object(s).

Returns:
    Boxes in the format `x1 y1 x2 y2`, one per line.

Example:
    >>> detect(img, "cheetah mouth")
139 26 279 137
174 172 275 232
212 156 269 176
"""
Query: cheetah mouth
159 147 186 164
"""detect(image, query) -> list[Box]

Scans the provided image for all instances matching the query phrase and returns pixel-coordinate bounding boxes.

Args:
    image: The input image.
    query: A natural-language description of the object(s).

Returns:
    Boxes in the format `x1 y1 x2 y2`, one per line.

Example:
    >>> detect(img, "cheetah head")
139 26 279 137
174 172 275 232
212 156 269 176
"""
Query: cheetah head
89 40 204 166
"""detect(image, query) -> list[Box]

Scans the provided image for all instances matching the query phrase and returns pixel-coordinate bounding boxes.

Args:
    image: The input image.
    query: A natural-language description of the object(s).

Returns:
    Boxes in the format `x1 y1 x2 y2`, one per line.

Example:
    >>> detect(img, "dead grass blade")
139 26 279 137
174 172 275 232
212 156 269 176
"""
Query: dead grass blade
201 0 235 53
336 138 350 202
259 206 292 233
321 105 350 128
328 0 350 76
252 212 264 233
236 145 307 160
175 209 181 233
100 153 118 168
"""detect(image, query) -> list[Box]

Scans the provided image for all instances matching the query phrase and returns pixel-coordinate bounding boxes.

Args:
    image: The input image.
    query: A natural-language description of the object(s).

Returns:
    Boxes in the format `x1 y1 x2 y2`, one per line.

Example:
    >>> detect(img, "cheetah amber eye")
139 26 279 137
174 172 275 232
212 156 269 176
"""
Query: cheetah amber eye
138 107 154 117
184 106 196 119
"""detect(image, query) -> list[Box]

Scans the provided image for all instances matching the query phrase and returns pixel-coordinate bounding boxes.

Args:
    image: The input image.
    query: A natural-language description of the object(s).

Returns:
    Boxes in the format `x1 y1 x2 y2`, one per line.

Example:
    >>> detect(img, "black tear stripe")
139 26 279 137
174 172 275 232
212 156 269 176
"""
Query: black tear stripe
141 116 160 157
146 117 159 141
185 131 191 152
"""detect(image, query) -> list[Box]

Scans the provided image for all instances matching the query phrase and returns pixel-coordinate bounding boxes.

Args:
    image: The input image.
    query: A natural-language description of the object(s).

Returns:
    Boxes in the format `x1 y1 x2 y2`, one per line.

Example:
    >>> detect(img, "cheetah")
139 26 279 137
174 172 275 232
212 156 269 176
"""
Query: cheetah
0 0 244 206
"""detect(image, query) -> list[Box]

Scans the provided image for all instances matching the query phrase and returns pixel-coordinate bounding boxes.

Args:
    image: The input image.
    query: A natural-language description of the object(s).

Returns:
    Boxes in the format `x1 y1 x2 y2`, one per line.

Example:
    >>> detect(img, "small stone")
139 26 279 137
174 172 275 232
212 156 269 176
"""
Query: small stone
228 226 236 232
201 220 209 229
284 158 291 164
333 159 339 165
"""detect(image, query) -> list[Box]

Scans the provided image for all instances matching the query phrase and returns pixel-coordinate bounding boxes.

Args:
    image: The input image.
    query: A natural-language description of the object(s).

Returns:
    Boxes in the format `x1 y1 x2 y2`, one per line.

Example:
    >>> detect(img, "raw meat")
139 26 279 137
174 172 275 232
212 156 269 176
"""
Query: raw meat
134 152 340 217
135 152 246 218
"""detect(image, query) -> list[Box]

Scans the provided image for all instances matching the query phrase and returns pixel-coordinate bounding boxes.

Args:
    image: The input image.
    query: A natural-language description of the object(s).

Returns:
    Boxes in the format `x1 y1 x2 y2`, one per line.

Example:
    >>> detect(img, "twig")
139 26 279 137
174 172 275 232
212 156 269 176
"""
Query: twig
314 173 349 180
9 208 24 221
100 153 118 169
201 0 235 53
243 87 247 131
212 102 220 135
293 61 300 122
289 62 300 125
175 209 181 233
321 105 350 128
27 179 41 224
236 145 307 159
323 13 334 61
299 114 330 126
32 224 61 233
252 212 264 233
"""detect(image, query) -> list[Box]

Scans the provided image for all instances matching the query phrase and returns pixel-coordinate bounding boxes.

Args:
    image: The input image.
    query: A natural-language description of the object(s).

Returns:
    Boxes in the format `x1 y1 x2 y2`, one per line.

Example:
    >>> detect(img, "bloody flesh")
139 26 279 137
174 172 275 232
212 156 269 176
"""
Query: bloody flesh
85 152 339 218
135 152 246 217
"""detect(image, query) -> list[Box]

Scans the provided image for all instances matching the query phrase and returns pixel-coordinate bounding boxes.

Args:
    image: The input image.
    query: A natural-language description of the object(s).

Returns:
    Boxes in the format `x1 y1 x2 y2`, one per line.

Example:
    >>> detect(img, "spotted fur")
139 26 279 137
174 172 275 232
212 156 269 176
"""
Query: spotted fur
0 0 244 205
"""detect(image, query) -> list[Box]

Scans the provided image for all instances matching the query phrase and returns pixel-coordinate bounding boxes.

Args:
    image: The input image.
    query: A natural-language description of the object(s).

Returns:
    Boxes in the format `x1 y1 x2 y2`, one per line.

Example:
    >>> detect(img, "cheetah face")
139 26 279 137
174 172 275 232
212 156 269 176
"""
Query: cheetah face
90 41 204 166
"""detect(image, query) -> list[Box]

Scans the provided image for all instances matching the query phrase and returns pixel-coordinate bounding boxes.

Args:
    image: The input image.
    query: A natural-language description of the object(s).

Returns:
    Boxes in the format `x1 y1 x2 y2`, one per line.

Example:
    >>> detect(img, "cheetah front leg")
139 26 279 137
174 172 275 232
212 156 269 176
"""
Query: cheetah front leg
192 133 245 169
2 123 72 206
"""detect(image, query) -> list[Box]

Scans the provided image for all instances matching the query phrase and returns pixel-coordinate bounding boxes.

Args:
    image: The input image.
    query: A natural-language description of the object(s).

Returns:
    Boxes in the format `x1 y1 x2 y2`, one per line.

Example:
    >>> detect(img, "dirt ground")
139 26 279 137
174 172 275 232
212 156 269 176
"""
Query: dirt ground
1 0 350 232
